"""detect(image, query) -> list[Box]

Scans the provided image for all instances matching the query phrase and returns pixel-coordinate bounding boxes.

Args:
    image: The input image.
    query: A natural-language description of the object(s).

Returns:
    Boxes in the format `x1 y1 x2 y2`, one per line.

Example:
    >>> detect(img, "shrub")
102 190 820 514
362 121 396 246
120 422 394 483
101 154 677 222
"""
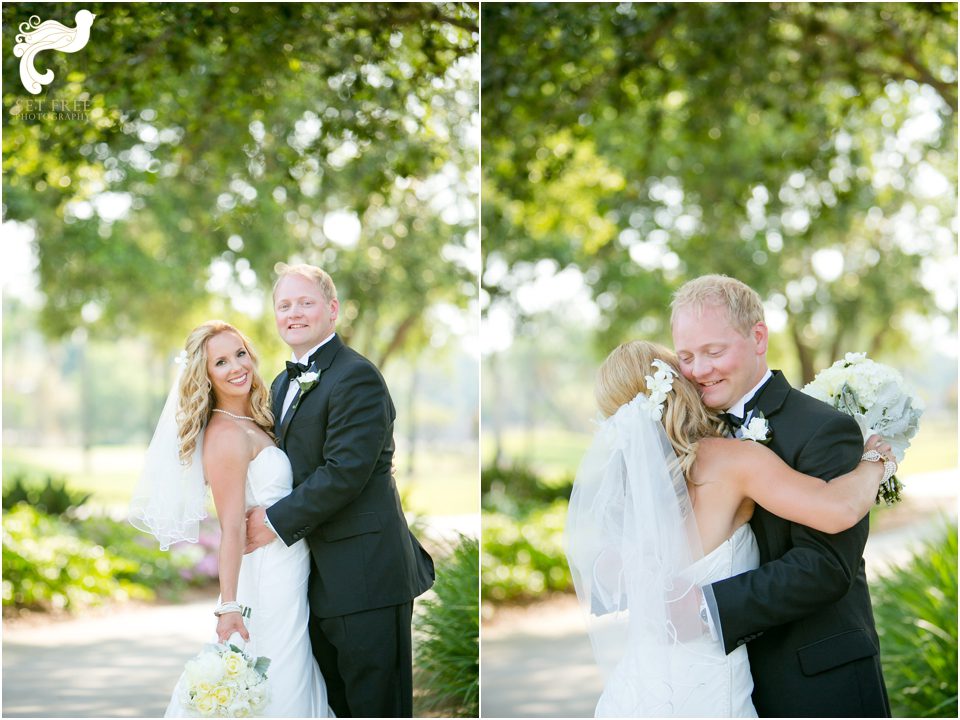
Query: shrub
482 463 573 512
2 473 91 515
873 521 957 718
2 506 214 613
482 500 571 603
415 534 479 718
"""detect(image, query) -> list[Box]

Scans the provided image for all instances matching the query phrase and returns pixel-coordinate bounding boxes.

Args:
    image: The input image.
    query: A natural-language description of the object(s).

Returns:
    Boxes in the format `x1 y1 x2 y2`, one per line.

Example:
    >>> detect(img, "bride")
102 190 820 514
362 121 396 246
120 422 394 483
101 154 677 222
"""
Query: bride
130 320 331 717
565 340 895 718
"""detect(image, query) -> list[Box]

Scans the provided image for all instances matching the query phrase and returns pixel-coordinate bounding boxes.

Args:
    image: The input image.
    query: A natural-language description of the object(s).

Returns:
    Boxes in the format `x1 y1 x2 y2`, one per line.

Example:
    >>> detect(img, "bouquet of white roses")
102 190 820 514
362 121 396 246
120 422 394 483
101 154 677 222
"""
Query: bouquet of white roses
802 352 923 505
179 642 270 717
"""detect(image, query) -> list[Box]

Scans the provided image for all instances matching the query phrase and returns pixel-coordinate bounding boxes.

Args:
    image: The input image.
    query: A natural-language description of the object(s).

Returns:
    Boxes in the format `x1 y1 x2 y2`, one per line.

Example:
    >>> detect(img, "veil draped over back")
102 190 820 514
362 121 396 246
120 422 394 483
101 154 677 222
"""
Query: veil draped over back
565 392 725 716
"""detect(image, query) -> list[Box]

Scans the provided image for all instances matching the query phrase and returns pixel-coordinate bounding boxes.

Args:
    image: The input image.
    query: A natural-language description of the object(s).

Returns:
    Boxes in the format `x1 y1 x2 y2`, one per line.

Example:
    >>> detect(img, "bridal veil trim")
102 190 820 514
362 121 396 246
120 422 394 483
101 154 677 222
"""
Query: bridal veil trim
129 364 208 550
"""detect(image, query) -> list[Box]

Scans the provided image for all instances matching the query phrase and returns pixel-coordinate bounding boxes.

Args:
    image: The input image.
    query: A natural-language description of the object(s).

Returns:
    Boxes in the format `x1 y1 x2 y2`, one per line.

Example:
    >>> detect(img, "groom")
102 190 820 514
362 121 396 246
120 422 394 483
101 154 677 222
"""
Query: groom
245 262 435 718
671 274 889 717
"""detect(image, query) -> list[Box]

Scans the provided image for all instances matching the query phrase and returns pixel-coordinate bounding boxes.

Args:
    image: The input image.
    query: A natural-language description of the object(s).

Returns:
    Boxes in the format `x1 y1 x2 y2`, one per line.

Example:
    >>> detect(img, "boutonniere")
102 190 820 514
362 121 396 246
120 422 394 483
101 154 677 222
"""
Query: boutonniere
296 370 320 394
288 370 320 416
740 411 772 445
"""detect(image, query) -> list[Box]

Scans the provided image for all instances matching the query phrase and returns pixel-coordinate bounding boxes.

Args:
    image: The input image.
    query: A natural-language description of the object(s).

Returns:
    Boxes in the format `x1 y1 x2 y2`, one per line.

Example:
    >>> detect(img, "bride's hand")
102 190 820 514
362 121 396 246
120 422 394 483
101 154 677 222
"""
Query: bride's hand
217 612 249 643
861 434 897 480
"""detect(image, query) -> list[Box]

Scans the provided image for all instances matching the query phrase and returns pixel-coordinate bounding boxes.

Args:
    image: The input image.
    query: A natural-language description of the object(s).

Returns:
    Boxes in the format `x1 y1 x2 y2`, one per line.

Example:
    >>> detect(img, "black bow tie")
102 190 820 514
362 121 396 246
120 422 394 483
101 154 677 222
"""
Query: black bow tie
285 360 310 380
285 347 325 381
721 411 747 429
721 393 762 429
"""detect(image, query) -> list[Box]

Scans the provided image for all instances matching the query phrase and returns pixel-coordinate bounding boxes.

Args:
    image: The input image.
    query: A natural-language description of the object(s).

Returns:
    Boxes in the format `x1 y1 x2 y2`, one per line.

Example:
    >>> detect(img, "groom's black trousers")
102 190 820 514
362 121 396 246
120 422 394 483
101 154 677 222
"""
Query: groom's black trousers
309 602 414 718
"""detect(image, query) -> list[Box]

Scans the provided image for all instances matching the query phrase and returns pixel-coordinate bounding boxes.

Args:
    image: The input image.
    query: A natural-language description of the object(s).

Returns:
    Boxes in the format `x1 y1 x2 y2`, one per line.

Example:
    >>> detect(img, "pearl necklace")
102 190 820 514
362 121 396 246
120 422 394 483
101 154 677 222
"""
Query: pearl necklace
212 408 255 422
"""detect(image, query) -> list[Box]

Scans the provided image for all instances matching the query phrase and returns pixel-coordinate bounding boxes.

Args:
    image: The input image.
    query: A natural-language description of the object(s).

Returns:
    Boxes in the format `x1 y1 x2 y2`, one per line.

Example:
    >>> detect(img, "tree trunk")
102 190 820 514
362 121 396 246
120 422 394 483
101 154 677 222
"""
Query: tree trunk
789 319 817 385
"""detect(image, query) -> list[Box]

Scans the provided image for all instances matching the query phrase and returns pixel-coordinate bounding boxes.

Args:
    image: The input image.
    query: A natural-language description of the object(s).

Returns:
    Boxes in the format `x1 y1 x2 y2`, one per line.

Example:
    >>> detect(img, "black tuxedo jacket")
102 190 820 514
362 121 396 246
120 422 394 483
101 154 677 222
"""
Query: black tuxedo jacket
711 370 890 717
265 335 434 618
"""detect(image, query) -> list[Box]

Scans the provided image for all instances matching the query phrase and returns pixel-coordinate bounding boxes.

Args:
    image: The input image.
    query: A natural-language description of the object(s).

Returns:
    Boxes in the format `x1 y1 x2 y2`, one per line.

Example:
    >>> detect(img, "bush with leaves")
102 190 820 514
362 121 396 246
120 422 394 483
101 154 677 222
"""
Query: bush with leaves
414 534 479 718
482 463 573 513
873 521 957 718
482 499 571 603
2 473 91 515
2 505 213 613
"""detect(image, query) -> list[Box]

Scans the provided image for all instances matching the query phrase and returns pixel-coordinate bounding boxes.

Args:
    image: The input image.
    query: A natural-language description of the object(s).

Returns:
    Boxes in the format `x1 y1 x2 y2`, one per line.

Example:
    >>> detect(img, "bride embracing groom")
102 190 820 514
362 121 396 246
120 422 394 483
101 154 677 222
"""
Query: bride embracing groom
132 262 434 718
567 274 894 718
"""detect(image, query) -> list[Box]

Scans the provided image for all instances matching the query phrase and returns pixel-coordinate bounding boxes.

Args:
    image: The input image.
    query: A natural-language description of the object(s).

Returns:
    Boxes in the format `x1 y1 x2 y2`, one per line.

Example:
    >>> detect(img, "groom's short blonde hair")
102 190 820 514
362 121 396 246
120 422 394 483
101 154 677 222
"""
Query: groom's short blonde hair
671 274 764 337
273 262 338 303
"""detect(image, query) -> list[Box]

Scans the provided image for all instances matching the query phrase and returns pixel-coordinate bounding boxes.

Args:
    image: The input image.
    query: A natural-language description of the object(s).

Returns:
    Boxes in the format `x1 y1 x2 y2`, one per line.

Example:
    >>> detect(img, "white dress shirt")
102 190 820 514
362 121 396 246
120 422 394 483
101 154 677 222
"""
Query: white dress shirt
280 332 336 419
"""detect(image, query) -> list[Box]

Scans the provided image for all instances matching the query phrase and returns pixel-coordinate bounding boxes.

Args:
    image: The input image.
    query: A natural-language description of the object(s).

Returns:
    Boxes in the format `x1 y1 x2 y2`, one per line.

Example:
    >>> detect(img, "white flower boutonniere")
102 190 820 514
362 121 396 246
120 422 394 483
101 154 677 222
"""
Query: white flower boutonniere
296 370 320 394
288 370 320 417
740 412 772 444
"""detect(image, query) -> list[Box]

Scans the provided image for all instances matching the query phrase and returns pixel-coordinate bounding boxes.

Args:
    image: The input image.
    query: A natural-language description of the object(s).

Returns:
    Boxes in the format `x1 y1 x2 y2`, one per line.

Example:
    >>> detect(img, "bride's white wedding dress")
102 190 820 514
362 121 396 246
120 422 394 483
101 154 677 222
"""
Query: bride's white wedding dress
165 446 330 718
597 523 760 718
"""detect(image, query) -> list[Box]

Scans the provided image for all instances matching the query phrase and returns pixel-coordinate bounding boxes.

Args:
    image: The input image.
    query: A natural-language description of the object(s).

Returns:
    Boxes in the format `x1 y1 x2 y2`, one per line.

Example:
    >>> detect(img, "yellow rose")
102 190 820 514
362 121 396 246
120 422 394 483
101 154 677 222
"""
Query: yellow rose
195 692 217 715
223 652 245 676
214 685 234 706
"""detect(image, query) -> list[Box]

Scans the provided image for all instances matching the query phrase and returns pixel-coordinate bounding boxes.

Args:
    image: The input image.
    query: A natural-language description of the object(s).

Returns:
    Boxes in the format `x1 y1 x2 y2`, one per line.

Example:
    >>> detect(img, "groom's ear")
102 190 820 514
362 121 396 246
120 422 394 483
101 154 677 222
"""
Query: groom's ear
752 322 769 355
329 298 340 321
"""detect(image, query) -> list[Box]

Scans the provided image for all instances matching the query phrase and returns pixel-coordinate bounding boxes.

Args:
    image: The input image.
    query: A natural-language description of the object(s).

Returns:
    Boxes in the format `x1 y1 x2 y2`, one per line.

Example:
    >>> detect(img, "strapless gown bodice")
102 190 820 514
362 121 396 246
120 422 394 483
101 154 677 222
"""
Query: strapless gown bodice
244 445 295 510
596 523 760 718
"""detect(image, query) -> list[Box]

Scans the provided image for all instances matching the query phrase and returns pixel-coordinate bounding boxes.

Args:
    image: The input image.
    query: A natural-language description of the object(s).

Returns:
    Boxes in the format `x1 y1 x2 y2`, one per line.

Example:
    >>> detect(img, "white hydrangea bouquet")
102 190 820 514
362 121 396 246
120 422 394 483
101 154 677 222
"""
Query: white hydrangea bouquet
178 642 270 717
802 352 923 505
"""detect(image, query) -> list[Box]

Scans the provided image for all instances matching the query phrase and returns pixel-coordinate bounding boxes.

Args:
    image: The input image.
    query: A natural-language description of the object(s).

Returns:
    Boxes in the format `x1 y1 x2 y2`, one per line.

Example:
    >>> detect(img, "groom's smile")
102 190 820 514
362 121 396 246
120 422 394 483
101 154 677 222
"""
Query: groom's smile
672 303 768 411
274 273 340 357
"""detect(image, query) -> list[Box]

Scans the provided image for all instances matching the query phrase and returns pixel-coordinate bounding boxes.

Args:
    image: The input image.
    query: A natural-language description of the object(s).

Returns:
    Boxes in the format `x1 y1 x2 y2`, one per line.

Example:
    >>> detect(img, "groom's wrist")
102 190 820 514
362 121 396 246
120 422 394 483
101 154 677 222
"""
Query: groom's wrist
262 510 279 539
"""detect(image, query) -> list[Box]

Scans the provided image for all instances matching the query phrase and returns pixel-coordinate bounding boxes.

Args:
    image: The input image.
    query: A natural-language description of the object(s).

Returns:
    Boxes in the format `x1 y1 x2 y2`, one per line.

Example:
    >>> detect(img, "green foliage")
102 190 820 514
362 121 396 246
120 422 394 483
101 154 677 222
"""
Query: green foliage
2 472 91 515
873 522 958 718
2 505 209 612
482 2 957 380
482 499 571 603
482 462 572 512
3 2 478 365
414 534 479 718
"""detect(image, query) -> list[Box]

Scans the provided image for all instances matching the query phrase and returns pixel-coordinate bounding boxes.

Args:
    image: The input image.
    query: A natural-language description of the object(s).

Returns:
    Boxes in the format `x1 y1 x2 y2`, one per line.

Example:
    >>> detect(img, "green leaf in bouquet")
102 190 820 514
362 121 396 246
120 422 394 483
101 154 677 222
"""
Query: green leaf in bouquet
228 643 243 654
837 383 864 416
253 656 271 676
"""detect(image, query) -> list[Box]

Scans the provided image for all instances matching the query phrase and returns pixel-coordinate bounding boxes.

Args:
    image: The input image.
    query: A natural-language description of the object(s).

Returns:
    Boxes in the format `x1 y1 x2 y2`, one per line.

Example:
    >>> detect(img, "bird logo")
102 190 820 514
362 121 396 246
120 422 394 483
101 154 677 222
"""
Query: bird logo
13 10 97 95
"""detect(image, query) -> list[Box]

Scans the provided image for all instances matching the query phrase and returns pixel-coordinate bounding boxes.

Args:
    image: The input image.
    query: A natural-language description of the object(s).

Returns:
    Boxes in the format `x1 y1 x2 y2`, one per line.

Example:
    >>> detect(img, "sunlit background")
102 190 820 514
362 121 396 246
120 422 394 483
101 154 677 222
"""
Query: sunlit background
3 4 480 717
479 4 957 718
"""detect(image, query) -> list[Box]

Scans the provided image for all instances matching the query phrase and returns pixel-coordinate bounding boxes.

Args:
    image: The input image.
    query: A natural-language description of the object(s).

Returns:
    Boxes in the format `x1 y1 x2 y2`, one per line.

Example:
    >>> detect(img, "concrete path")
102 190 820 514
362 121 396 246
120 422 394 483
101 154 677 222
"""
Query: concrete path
3 598 215 718
2 513 478 719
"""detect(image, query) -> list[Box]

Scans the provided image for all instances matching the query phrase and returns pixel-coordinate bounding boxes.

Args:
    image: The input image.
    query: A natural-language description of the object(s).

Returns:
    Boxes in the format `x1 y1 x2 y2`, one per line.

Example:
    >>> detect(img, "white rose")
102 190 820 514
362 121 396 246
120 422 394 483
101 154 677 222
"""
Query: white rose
741 417 771 443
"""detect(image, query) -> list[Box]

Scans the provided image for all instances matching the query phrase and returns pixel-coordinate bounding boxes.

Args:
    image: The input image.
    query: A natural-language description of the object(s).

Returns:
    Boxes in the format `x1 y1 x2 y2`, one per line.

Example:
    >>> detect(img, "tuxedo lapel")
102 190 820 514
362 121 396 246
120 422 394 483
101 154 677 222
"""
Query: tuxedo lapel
278 335 345 447
273 376 290 437
753 369 790 420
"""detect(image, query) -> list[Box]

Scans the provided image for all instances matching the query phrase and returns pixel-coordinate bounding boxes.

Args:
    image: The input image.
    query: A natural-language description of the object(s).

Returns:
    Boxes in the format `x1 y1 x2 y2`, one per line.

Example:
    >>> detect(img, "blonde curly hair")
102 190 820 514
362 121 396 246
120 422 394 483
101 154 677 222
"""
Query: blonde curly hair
595 340 725 479
177 321 275 464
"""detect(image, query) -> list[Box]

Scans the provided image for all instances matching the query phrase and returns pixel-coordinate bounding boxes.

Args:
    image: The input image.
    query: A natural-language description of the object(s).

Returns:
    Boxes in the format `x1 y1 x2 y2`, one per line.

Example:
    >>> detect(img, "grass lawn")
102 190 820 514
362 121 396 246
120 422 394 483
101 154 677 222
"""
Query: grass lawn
483 415 958 480
3 443 479 516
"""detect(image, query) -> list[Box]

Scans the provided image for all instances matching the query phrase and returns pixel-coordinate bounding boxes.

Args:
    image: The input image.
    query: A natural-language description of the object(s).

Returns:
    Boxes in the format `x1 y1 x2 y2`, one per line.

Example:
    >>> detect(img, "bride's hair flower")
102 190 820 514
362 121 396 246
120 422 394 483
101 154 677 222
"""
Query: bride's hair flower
635 358 679 421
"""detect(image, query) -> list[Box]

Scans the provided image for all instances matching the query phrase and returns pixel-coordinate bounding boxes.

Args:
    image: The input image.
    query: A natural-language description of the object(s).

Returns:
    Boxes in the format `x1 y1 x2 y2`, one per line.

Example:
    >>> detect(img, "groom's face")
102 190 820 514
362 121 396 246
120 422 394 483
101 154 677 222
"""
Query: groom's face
672 303 768 411
274 273 339 357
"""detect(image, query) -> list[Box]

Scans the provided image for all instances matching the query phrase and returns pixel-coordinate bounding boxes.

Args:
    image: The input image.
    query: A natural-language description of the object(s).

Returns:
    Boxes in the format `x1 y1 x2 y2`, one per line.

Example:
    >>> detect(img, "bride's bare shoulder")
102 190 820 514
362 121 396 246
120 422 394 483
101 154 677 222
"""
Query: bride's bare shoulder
695 436 755 473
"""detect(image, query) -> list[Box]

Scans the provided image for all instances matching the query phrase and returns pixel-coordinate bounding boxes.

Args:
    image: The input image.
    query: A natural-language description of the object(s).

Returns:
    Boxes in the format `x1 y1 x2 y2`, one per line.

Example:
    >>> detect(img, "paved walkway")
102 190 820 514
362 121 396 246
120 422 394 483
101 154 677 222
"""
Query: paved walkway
2 514 478 719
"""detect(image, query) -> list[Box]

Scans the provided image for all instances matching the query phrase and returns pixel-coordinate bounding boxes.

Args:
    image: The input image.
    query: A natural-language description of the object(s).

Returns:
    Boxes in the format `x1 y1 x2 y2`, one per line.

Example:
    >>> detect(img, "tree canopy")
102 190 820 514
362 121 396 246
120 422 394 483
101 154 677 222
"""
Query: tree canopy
482 2 957 380
3 2 478 365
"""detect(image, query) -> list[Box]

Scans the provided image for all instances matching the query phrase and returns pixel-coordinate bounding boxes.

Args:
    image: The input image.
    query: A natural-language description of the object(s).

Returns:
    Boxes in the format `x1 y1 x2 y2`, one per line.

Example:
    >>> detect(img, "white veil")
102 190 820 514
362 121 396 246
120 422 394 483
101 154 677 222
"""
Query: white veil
565 389 725 717
128 360 208 550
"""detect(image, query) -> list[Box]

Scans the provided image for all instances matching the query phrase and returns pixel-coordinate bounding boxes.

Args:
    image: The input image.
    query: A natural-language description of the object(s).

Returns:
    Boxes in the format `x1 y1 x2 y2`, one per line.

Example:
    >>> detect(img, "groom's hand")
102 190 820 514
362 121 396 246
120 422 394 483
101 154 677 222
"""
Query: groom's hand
244 506 277 554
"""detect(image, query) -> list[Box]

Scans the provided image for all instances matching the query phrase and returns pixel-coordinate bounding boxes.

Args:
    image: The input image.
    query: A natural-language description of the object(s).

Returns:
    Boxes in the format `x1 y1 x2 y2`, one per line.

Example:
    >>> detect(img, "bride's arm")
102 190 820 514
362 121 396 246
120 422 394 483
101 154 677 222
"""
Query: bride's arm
713 437 888 534
204 424 251 642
